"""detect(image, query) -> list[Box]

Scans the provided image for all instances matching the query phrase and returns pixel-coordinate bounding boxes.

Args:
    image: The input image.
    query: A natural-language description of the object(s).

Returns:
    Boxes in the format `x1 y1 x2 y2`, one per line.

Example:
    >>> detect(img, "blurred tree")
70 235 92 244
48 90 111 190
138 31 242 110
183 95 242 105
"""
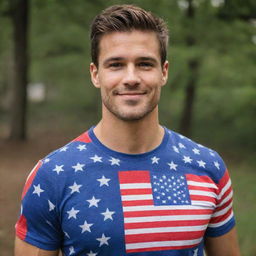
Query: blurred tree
8 0 30 140
179 0 200 137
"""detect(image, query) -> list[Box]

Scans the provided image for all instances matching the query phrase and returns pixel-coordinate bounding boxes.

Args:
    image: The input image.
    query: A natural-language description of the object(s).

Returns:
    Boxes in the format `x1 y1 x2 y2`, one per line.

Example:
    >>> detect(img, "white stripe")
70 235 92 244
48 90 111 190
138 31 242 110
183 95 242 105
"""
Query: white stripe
122 194 152 201
191 200 216 207
212 203 233 217
125 225 208 235
217 191 233 207
217 179 231 200
120 183 151 189
126 238 202 250
187 180 218 189
208 211 234 228
124 214 211 223
189 190 217 198
123 204 207 212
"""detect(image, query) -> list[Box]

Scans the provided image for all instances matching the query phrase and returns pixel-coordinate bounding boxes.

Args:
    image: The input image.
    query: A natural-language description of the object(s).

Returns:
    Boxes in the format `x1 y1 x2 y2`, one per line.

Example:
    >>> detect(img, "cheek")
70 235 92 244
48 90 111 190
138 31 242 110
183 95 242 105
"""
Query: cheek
98 71 122 89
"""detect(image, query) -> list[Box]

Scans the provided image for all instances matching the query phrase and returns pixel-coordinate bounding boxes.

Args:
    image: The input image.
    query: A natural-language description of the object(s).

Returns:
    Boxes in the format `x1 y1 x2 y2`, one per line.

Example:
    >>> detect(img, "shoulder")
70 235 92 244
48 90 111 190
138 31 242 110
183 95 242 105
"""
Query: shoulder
21 129 94 198
166 128 227 183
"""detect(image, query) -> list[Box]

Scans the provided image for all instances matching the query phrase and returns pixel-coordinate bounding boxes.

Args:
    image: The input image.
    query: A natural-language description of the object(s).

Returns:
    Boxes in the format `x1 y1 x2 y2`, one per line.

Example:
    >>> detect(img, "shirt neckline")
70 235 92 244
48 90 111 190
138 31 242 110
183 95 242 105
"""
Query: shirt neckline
88 126 170 160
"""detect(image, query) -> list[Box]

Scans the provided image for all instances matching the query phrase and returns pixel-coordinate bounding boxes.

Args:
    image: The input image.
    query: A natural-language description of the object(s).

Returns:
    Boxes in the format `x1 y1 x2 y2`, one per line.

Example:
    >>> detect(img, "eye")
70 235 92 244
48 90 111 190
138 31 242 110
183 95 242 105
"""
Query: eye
138 62 154 69
108 62 123 69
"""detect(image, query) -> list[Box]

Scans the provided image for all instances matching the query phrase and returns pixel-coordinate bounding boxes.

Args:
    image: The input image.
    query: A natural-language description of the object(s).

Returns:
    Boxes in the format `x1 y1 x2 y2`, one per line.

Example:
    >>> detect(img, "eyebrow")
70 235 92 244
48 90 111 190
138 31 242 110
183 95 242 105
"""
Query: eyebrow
103 57 124 67
103 56 158 66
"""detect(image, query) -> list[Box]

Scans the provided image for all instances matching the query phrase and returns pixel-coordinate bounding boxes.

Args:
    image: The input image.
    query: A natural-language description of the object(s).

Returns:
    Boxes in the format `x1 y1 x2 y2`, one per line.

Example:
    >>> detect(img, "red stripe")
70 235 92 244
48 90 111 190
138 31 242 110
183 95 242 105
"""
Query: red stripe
218 170 230 189
209 207 233 224
119 170 150 184
215 198 232 212
122 200 154 207
126 244 198 253
186 174 214 184
72 131 91 143
121 188 152 195
125 219 209 229
188 185 217 193
125 231 204 243
123 208 212 218
15 215 27 240
190 195 216 203
21 161 42 199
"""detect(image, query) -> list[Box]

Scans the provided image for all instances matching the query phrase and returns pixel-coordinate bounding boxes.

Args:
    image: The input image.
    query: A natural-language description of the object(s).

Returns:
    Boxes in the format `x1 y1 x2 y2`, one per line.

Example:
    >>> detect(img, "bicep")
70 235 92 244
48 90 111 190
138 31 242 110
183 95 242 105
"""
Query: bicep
15 237 60 256
204 227 240 256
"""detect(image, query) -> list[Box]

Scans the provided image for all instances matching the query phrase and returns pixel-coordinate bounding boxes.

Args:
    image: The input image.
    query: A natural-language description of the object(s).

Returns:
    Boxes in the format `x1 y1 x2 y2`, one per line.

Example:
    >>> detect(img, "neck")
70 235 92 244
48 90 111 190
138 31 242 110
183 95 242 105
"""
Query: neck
93 107 164 154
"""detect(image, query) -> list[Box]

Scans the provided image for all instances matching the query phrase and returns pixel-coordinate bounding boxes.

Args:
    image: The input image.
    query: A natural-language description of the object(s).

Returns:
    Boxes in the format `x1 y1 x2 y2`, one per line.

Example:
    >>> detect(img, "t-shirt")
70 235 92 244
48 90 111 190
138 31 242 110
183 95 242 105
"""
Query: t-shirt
16 127 235 256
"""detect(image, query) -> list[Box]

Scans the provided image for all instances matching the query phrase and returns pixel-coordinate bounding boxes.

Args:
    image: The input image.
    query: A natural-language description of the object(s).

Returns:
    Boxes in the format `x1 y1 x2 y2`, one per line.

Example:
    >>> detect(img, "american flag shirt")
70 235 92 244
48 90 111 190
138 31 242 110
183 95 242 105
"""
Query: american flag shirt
16 127 235 256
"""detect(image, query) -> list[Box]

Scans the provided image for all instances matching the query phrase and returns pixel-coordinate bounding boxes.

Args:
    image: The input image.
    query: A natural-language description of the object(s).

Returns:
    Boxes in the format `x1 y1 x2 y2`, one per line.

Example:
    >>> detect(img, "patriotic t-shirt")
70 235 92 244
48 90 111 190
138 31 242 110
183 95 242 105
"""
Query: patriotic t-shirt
16 127 235 256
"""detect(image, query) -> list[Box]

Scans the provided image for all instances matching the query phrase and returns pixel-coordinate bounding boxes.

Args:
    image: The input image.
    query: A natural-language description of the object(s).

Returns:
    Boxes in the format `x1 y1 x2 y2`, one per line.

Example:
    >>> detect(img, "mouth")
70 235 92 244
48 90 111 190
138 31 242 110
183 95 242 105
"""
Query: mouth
114 91 147 96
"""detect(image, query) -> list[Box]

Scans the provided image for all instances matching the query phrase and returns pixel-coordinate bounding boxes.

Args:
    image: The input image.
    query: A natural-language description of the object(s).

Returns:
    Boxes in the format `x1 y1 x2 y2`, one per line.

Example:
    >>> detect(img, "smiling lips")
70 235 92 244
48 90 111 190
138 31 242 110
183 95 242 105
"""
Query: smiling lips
114 91 147 96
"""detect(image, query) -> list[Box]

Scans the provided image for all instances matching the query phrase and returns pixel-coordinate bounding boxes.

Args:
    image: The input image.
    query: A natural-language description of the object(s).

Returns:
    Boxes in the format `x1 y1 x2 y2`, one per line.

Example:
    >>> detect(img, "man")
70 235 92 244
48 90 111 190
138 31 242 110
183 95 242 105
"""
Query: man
15 4 240 256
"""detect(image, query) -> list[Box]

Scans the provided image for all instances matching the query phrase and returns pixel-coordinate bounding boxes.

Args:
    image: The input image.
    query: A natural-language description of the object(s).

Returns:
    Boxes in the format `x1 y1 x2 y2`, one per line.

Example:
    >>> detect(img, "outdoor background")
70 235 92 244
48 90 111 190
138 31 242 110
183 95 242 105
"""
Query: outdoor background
0 0 255 255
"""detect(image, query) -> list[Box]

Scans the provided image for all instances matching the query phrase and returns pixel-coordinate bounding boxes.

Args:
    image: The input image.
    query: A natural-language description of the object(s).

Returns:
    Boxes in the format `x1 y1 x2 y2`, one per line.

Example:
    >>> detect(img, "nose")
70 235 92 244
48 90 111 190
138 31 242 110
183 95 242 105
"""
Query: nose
123 65 141 87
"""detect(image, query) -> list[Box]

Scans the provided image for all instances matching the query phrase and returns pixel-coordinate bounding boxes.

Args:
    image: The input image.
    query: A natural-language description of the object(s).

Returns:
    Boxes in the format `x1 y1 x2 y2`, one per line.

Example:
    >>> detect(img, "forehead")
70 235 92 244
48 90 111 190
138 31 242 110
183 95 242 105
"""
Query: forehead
98 30 161 62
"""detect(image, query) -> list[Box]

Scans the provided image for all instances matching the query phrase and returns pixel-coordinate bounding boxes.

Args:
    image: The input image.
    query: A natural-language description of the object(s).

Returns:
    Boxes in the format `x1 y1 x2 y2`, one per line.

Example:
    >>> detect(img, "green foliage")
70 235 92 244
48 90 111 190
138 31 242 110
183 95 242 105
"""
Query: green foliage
0 0 255 149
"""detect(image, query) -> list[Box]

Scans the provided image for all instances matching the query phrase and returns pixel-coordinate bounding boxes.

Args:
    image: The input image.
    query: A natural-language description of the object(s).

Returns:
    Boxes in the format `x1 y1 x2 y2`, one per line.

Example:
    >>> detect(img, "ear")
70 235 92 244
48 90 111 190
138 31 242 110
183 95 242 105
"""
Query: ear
161 61 169 87
90 62 100 88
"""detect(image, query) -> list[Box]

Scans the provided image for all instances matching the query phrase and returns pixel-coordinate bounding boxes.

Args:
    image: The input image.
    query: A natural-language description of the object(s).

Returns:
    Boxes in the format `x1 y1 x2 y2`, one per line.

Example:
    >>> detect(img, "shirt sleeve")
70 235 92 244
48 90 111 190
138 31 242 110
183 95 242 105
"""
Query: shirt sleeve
15 160 62 250
205 168 236 237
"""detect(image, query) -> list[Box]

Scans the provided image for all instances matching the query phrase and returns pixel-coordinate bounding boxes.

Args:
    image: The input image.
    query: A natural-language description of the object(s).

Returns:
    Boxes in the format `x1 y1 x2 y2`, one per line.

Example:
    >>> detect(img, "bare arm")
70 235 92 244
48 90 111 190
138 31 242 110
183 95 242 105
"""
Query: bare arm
205 227 240 256
15 237 60 256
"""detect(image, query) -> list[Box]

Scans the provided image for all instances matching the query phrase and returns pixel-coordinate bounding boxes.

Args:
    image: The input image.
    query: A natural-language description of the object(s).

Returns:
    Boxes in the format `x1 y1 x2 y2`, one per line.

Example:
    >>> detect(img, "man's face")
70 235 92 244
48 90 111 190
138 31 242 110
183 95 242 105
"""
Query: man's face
90 30 168 122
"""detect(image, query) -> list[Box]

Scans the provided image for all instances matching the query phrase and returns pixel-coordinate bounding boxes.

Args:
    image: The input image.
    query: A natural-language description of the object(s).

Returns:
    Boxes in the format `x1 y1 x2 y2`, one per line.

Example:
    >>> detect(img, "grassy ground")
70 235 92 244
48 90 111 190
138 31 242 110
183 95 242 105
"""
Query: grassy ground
229 160 256 256
0 121 255 255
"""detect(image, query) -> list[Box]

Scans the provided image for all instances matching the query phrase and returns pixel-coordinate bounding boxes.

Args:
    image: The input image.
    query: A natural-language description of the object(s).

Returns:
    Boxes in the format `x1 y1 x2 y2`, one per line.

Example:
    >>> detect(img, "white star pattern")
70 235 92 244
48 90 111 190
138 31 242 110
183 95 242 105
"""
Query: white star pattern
79 220 93 233
64 231 70 238
214 161 220 170
192 148 200 155
183 156 193 164
72 162 85 172
67 207 80 219
178 143 186 149
91 155 102 163
48 200 55 211
168 161 178 171
97 176 110 187
69 246 75 255
44 158 50 163
193 248 199 256
101 208 115 221
69 182 82 194
151 156 160 164
87 251 97 256
109 157 120 166
210 151 215 157
197 160 206 168
60 146 68 152
77 144 87 151
87 196 101 208
53 164 64 175
173 146 180 153
96 233 111 247
32 184 44 197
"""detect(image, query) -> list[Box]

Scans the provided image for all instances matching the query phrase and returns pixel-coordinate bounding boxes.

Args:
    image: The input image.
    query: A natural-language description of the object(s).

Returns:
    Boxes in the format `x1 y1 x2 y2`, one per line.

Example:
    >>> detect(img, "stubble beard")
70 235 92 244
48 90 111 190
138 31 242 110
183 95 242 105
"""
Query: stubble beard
101 91 161 122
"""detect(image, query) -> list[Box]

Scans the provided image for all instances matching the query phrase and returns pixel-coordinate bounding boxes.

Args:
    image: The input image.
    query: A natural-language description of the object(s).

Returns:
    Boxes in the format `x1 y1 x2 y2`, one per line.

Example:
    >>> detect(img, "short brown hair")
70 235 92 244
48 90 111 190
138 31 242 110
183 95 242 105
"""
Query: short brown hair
90 4 169 67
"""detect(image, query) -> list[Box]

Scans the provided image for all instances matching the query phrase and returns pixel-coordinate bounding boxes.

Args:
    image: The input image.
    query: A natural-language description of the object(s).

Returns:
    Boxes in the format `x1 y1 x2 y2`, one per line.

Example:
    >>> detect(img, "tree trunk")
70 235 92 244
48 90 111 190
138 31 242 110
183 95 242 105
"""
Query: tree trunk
179 0 199 137
9 0 29 140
